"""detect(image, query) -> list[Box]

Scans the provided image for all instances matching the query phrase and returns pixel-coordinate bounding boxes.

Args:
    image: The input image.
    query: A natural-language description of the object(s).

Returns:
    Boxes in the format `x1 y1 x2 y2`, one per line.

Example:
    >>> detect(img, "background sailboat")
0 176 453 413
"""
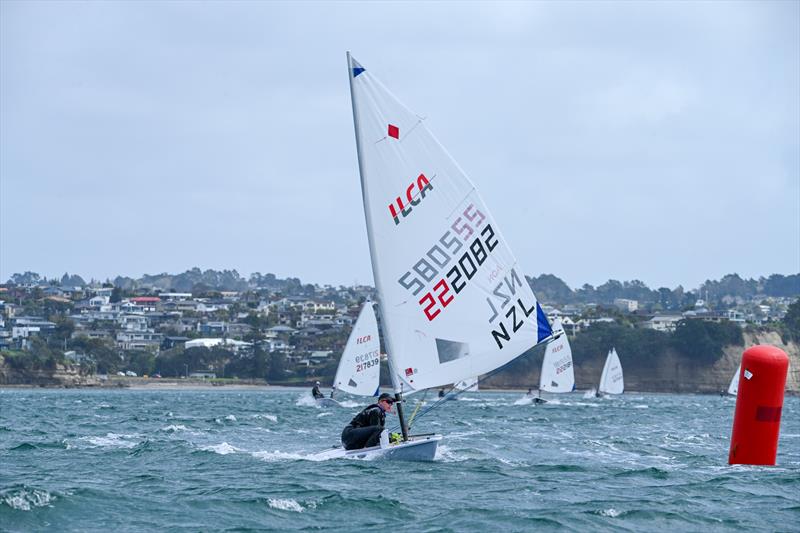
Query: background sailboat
597 347 624 396
534 318 575 404
313 53 554 460
727 364 741 396
317 301 381 407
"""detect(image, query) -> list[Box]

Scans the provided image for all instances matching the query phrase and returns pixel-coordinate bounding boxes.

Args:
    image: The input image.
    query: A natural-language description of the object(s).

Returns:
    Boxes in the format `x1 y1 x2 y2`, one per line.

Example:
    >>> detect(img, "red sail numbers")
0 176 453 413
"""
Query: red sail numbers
388 173 434 225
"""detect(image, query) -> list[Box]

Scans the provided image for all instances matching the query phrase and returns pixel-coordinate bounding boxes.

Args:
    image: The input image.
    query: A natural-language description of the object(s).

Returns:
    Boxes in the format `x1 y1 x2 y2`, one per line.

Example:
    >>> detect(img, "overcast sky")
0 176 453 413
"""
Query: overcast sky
1 1 798 291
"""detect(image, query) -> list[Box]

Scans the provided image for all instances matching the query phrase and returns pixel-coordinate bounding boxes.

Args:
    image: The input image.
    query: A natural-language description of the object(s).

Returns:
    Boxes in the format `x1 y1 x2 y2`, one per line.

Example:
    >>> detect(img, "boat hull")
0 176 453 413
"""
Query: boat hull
315 398 342 408
311 434 442 462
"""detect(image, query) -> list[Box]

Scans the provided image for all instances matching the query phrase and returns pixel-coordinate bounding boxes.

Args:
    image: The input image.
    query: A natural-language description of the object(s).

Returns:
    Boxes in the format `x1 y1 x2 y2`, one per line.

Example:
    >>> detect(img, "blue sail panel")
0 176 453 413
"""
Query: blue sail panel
536 302 552 343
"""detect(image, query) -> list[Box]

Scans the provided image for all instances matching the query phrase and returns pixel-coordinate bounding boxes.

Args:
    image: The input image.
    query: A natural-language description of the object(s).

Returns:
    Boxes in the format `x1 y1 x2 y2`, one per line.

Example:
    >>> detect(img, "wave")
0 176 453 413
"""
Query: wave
77 433 141 449
199 442 241 455
295 395 318 408
252 414 278 422
160 424 189 432
1 487 55 511
267 498 304 512
251 449 317 462
9 442 38 451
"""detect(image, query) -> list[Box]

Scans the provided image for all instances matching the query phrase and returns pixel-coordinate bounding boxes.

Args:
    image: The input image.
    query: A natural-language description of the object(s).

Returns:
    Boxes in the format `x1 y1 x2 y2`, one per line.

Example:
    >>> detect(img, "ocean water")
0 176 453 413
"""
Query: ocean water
1 388 798 532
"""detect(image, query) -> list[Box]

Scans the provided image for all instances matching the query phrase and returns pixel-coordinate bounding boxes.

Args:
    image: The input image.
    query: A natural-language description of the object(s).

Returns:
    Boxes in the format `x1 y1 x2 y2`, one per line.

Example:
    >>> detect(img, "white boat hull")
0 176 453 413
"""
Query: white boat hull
311 434 442 462
315 398 342 408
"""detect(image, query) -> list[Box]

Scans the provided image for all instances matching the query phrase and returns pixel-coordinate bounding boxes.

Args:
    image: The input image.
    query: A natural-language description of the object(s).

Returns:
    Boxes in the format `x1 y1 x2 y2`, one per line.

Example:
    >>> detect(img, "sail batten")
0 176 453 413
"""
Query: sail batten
347 54 551 392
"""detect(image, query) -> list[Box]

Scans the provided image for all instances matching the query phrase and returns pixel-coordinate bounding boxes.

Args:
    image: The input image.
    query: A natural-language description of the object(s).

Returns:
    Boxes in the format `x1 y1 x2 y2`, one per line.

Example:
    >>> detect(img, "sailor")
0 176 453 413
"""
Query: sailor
311 381 324 400
438 388 445 398
341 393 395 450
526 388 533 396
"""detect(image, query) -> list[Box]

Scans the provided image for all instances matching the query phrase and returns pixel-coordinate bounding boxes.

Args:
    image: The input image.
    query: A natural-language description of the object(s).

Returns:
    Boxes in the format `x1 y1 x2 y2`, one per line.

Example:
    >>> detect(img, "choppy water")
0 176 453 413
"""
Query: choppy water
1 388 798 532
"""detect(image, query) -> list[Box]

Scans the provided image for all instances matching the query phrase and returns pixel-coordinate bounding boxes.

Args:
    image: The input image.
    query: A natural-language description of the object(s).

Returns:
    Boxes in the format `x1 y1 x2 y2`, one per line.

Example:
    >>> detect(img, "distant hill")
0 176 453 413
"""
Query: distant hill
6 269 799 305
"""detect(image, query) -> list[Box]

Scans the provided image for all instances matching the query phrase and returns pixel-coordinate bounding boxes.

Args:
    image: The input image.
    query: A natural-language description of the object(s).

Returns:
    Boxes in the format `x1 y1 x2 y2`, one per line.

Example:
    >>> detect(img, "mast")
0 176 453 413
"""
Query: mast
346 52 410 441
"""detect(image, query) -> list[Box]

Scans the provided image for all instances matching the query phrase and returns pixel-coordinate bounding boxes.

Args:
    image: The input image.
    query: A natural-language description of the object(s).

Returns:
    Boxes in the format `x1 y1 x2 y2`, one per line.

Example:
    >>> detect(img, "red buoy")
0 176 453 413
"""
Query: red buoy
728 345 790 465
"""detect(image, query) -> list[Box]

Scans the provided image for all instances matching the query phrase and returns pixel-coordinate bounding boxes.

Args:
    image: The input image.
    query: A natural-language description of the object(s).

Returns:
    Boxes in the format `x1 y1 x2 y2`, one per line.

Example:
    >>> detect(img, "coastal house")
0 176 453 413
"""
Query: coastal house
226 322 253 337
643 314 683 333
119 314 149 331
158 292 193 301
185 338 252 354
197 321 227 335
613 298 639 313
161 336 190 350
116 330 163 351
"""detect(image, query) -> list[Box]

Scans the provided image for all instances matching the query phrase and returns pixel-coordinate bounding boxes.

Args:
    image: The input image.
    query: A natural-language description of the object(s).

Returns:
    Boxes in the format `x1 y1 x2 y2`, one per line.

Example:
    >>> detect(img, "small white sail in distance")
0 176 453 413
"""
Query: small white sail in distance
332 302 381 397
347 53 553 393
598 347 624 395
539 318 575 394
727 364 741 396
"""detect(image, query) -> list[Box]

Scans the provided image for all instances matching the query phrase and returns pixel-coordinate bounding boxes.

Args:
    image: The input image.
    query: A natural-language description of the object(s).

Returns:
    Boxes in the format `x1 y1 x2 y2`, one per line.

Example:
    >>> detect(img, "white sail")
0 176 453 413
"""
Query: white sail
727 364 741 396
454 376 479 391
332 302 381 396
539 318 575 394
598 348 624 395
347 54 552 392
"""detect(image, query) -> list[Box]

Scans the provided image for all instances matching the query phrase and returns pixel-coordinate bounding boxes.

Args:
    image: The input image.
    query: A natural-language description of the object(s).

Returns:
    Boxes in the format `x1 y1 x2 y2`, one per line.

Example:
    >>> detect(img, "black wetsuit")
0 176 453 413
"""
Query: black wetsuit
341 404 386 450
311 385 324 399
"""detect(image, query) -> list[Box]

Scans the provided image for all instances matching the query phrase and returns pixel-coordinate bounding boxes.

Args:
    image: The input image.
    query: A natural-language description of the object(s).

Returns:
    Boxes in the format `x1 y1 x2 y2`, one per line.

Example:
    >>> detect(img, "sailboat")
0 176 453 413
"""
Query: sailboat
532 318 575 404
455 376 479 392
727 364 741 396
597 347 624 396
441 376 479 401
317 301 381 407
312 53 554 461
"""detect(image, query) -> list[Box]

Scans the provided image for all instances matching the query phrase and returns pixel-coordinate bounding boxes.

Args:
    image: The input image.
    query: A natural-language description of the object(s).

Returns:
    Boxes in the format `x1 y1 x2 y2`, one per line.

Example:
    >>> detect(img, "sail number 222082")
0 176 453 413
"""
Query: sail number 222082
396 203 498 321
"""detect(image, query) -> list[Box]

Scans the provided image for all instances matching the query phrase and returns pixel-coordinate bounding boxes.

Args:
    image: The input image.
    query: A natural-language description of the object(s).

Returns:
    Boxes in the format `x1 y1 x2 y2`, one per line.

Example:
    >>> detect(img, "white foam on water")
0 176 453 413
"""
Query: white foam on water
600 508 622 517
583 388 597 399
633 405 649 409
200 442 241 455
2 488 55 511
435 444 468 463
295 395 319 408
513 396 533 406
448 430 483 439
267 498 304 512
79 433 140 449
316 412 333 418
338 400 359 408
252 450 318 462
225 414 237 421
161 424 188 432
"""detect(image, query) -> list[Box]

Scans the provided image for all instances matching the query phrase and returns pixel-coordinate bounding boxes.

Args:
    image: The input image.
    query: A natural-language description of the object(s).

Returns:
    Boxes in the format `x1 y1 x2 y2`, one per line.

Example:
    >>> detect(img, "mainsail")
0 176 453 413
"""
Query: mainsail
727 364 741 396
598 348 624 395
539 318 575 393
332 302 381 397
347 53 552 393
